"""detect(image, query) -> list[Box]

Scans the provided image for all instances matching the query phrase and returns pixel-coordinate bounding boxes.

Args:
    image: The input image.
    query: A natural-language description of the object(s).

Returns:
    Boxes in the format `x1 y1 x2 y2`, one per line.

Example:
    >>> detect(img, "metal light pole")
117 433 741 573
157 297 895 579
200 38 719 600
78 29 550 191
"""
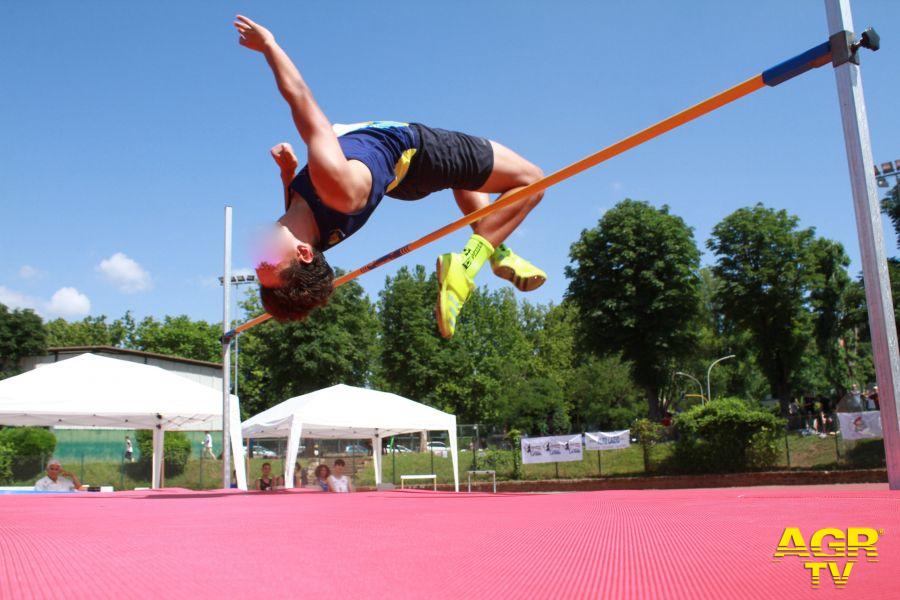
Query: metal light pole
222 207 232 489
675 371 706 403
874 160 900 191
826 0 900 489
706 355 735 404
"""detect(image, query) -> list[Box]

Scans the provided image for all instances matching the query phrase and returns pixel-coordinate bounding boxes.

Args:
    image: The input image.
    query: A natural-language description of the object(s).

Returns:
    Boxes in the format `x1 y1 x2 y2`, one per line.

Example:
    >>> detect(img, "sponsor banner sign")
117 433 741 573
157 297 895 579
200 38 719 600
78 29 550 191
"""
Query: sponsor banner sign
521 435 583 464
585 430 630 451
837 411 883 440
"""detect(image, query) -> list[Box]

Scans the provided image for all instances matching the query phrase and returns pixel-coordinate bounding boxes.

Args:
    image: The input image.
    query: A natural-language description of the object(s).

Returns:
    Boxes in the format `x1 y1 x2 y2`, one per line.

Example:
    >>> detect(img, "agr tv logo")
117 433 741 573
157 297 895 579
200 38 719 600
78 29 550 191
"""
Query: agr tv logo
773 527 882 588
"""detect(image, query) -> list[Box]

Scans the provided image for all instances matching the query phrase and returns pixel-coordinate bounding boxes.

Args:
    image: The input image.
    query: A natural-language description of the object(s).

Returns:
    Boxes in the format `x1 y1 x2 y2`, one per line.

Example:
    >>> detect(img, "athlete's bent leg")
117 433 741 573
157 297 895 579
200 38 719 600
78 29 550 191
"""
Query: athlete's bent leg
436 142 547 338
453 189 547 292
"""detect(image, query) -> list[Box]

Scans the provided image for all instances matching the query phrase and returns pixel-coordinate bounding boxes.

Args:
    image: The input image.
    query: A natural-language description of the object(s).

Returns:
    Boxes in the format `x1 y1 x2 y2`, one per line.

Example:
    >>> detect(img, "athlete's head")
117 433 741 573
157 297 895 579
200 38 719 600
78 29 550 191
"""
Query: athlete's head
255 225 334 321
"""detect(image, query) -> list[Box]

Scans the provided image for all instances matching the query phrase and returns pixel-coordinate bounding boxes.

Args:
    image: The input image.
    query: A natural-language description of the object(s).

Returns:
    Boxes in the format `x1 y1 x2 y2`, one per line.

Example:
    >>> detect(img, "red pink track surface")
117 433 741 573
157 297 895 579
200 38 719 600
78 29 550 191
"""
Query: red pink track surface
1 483 898 599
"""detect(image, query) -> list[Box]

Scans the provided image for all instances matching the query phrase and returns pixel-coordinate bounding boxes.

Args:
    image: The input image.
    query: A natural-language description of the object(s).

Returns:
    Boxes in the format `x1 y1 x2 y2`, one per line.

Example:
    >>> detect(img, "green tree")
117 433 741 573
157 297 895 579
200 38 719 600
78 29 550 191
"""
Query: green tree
237 276 379 417
808 238 857 394
565 199 701 419
45 312 135 348
376 266 446 404
568 355 643 430
708 204 815 410
521 301 577 393
0 304 46 379
440 286 533 425
376 265 557 429
132 315 220 362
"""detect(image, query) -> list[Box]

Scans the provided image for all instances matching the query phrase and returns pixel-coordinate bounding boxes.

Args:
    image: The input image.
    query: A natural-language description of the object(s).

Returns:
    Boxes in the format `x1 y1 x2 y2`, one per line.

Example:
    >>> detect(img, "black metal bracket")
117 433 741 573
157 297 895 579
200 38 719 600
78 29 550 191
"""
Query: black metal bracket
831 27 880 67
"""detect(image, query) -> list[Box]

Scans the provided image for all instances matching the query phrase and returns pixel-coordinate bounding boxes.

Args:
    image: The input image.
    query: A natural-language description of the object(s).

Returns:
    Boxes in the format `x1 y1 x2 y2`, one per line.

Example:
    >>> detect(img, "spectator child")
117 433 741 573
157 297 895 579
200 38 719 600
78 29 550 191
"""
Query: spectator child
327 459 353 493
256 462 276 491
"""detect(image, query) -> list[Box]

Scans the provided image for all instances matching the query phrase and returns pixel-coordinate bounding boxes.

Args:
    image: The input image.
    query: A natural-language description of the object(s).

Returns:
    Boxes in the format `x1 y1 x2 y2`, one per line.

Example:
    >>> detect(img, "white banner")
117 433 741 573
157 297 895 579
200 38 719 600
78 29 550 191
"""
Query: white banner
521 435 583 464
585 430 630 451
837 411 883 440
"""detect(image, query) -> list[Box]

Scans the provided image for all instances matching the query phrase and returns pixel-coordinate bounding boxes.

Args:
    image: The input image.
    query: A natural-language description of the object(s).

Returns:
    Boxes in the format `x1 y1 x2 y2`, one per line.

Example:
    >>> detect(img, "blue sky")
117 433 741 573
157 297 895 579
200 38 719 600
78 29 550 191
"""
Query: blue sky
2 1 898 324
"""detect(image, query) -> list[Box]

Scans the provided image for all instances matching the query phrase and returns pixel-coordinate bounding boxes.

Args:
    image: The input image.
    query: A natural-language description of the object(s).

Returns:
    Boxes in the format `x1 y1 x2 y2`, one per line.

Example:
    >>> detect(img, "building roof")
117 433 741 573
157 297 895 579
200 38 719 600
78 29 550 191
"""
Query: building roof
46 346 221 370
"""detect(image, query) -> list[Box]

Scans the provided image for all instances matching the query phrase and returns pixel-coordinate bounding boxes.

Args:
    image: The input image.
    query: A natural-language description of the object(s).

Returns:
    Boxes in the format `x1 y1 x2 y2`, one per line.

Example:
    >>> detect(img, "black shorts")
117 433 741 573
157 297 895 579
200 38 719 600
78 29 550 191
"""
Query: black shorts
387 123 494 200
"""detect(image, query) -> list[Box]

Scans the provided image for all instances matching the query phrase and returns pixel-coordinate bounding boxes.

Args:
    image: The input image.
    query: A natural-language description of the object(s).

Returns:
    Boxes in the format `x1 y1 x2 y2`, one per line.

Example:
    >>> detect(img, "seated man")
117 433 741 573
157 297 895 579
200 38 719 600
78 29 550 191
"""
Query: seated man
234 15 547 338
34 460 81 492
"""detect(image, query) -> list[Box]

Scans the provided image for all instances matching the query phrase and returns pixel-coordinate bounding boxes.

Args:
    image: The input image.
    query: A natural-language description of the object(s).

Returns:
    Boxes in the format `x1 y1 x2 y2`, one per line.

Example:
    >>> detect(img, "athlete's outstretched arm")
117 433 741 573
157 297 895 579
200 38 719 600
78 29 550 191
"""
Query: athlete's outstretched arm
234 15 367 208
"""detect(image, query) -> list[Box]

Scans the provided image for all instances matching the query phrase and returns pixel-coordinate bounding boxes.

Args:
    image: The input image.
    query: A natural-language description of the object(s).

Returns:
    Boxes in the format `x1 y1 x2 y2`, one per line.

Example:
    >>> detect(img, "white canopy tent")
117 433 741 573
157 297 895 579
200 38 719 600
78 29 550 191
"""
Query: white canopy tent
0 353 247 490
242 384 459 491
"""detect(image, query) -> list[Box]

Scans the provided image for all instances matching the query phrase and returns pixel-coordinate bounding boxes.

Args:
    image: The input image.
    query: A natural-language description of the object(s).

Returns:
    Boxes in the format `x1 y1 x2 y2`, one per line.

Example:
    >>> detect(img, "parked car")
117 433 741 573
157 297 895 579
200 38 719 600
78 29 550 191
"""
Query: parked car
344 443 370 456
243 444 277 458
384 444 413 453
426 441 450 456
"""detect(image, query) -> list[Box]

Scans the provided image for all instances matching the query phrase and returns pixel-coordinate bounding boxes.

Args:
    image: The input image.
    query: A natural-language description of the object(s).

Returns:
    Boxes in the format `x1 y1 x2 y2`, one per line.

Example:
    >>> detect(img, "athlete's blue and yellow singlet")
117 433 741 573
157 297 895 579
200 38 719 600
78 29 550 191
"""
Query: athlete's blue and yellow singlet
289 121 419 251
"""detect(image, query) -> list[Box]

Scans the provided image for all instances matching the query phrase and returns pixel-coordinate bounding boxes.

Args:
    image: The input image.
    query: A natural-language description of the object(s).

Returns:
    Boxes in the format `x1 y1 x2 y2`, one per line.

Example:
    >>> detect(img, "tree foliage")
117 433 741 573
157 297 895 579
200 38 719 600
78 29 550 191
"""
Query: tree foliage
45 313 135 348
237 277 379 417
670 398 782 473
708 204 816 406
0 304 46 379
132 315 220 362
565 200 701 417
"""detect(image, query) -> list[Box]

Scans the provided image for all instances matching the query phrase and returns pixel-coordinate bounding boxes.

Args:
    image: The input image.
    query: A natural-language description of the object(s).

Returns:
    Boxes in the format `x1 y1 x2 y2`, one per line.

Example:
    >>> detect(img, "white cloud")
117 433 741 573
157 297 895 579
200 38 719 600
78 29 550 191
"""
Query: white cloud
18 265 42 280
0 286 39 311
96 252 152 293
46 287 91 317
0 285 91 318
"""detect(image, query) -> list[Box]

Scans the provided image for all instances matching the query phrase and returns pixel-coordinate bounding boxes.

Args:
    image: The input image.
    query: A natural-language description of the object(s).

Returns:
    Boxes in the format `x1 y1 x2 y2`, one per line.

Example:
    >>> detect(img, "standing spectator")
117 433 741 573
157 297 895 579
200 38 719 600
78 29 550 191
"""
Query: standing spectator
34 460 82 492
294 461 308 488
866 386 880 411
256 462 276 491
801 395 816 434
787 399 800 430
203 431 216 459
124 436 134 463
313 464 330 491
660 412 672 428
327 459 353 493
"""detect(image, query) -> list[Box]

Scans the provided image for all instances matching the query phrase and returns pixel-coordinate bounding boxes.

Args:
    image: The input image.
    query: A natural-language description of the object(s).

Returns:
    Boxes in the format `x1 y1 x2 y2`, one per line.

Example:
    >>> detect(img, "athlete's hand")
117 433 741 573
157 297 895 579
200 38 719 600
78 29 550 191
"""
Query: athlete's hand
271 143 299 173
234 15 275 52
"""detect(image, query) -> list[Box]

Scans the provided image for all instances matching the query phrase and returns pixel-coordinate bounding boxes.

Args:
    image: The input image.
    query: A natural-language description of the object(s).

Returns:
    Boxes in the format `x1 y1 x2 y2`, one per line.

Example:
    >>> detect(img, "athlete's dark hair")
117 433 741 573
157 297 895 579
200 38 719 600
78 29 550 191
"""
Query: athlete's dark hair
258 250 335 321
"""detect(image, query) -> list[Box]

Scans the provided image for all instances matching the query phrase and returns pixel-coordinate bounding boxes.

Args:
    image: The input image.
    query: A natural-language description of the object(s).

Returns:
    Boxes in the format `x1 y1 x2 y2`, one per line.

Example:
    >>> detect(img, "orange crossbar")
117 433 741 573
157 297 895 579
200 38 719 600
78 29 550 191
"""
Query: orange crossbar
229 74 765 338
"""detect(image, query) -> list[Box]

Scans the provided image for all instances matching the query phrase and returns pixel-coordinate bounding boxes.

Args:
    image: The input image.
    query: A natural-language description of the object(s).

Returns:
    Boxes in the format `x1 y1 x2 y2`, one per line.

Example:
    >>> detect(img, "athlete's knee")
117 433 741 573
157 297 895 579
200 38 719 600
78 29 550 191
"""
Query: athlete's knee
522 163 544 186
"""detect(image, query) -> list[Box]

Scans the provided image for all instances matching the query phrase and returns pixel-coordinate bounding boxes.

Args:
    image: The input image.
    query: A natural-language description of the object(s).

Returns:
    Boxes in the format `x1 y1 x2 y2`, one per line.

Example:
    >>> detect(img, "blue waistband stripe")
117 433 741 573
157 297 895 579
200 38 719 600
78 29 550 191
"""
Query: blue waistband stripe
762 41 832 87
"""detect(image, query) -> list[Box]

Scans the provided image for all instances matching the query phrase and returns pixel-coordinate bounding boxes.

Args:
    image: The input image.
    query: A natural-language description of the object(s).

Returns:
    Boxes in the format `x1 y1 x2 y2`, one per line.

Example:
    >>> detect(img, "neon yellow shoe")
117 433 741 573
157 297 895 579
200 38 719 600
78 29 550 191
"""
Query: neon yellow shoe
490 244 547 292
435 253 475 339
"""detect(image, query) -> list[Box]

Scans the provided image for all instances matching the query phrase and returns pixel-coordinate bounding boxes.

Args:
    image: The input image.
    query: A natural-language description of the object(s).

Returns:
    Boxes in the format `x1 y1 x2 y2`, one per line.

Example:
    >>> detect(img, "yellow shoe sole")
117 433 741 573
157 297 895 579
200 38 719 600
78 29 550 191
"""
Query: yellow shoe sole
435 255 453 339
492 265 547 292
